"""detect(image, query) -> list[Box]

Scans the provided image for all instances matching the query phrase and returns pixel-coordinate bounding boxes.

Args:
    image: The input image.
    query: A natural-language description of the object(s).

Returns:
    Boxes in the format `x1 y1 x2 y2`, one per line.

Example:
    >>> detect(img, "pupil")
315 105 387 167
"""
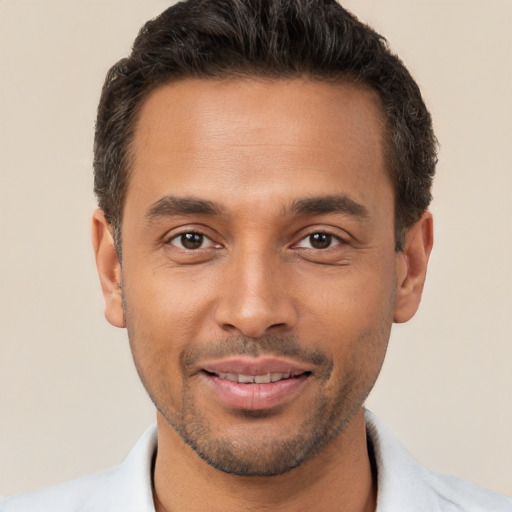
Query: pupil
181 233 203 249
310 233 331 249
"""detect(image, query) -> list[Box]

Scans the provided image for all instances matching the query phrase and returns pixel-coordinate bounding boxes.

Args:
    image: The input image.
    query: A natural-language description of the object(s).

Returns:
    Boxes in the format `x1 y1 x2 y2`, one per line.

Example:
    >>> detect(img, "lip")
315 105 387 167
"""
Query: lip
201 356 312 376
199 357 312 411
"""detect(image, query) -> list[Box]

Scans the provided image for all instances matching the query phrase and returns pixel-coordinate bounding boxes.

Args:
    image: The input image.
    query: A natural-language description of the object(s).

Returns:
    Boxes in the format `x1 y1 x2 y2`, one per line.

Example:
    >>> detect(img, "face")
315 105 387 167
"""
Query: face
94 78 429 476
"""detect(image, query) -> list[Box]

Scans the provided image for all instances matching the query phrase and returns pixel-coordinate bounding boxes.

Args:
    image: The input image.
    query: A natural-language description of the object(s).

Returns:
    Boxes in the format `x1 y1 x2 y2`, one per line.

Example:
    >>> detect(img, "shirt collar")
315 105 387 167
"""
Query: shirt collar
365 410 441 512
116 411 440 512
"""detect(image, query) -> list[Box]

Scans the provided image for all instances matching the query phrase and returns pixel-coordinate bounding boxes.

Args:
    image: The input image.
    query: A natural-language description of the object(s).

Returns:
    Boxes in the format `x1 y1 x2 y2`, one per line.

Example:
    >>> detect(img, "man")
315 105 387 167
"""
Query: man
1 0 510 510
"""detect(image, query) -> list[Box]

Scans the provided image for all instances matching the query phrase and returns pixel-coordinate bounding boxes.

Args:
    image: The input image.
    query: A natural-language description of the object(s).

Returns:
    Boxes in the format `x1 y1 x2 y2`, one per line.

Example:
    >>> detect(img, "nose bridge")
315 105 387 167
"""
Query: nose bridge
215 239 297 337
236 246 277 307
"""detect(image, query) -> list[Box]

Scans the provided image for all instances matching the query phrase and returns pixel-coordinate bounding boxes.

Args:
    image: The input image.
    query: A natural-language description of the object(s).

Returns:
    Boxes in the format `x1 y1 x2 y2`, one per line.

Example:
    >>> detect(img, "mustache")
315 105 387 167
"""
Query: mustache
181 335 333 377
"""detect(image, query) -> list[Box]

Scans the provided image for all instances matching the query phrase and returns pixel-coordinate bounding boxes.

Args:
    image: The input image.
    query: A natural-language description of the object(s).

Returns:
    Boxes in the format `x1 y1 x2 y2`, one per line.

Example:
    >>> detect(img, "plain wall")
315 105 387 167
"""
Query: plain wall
0 0 511 498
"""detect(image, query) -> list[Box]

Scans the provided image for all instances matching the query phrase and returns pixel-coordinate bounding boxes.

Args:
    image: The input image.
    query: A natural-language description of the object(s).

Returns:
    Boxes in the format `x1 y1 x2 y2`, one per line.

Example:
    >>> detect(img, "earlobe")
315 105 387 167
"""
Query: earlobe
91 209 125 328
393 211 434 323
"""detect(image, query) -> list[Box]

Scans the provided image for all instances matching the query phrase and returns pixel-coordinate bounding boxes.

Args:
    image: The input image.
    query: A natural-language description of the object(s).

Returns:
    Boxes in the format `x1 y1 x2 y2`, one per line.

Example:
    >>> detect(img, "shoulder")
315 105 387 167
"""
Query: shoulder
0 425 157 512
0 466 121 512
424 470 512 512
365 410 512 512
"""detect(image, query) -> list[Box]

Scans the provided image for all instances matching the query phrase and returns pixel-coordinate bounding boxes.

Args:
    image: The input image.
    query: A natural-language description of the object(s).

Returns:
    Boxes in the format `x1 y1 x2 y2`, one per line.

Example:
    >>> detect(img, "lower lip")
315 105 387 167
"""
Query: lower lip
202 373 310 410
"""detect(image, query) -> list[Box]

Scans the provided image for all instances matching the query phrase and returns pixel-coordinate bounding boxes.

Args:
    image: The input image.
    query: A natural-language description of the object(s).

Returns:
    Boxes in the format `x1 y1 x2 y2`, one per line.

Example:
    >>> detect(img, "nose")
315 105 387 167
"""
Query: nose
214 248 298 338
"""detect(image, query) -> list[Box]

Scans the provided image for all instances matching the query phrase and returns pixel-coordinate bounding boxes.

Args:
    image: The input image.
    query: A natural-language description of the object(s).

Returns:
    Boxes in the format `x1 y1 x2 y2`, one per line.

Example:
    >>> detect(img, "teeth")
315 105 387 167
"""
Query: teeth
238 374 255 383
217 372 292 383
254 374 271 384
218 373 240 382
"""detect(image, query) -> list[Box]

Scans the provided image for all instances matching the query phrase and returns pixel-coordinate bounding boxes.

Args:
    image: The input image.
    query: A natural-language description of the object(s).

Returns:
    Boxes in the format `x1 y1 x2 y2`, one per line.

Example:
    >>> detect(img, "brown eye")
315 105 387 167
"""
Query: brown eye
181 233 203 249
295 232 343 250
309 233 332 249
170 232 207 250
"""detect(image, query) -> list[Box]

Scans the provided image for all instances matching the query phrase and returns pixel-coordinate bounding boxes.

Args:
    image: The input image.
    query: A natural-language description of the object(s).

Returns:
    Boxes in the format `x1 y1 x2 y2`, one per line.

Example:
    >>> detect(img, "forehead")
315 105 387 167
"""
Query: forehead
128 78 390 213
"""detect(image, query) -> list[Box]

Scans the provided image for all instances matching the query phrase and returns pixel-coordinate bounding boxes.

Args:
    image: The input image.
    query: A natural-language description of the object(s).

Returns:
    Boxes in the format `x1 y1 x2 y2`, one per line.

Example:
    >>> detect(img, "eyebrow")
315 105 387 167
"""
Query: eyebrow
145 196 223 222
288 195 369 218
144 193 368 224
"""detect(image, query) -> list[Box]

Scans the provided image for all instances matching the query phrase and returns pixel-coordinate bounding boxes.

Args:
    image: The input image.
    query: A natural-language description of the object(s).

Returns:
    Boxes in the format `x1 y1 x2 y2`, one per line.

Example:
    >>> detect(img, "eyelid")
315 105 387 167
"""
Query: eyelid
296 234 341 249
292 228 349 249
164 228 222 250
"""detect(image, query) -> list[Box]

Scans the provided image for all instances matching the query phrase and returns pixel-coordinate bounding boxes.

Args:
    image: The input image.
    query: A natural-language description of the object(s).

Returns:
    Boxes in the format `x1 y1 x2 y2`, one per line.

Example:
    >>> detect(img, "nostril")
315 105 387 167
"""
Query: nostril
215 297 298 338
269 322 286 329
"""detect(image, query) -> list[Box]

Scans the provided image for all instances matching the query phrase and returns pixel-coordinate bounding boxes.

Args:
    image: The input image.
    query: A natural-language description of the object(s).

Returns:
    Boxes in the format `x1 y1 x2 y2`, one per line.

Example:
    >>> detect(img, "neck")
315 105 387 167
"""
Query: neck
153 408 377 512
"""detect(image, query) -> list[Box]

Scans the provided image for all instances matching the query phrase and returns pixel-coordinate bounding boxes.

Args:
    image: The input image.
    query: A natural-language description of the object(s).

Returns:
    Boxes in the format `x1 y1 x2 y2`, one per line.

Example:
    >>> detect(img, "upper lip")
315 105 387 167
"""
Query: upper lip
200 357 313 377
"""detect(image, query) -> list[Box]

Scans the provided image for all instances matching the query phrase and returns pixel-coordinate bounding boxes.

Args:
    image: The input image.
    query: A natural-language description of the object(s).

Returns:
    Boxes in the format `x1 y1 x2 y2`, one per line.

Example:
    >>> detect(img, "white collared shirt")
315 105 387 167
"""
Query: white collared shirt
1 411 510 511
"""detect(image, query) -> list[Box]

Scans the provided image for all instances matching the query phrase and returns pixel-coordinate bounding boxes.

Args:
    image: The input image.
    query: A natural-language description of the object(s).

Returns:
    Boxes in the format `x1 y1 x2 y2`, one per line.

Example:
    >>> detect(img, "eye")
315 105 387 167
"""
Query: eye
295 232 342 250
168 232 217 250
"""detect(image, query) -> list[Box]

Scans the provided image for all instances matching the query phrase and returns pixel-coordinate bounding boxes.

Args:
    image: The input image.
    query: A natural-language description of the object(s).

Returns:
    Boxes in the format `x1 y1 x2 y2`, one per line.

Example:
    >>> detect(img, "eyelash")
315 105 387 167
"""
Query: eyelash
166 231 218 250
294 232 345 250
165 230 346 251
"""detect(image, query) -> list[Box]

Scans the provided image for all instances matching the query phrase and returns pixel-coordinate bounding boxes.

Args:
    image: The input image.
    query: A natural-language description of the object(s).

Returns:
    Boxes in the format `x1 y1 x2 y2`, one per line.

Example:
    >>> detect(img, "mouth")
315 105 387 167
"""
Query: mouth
203 370 309 384
199 358 313 411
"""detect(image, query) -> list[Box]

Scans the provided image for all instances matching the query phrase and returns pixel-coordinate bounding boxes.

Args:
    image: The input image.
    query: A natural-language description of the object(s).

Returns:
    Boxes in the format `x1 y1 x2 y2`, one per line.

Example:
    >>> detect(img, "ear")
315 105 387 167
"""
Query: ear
393 211 434 323
92 209 125 328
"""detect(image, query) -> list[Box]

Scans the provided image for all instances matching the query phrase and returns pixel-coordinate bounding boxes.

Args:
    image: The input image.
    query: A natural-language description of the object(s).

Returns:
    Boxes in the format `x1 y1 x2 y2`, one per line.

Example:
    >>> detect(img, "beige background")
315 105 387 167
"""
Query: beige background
1 0 511 498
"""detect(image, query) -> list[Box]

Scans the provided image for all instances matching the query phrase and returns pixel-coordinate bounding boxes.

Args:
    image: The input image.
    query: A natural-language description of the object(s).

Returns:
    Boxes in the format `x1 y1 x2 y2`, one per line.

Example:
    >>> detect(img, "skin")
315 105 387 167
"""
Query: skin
93 78 433 512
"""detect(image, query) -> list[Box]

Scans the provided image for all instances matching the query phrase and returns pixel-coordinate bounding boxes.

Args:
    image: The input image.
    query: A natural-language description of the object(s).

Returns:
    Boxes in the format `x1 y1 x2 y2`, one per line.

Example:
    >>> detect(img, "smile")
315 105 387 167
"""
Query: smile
199 358 313 410
210 371 305 384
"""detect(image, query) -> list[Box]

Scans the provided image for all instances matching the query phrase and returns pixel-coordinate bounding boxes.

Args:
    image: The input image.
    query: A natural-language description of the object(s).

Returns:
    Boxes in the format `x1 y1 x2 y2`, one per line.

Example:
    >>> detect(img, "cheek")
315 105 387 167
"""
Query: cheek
123 286 191 418
121 272 201 388
302 264 396 379
305 262 396 331
124 261 217 342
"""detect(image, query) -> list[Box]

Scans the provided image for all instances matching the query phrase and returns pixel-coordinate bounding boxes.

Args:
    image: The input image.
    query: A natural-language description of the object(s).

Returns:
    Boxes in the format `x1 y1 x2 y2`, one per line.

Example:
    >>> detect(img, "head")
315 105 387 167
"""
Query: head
94 0 436 255
92 0 435 478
